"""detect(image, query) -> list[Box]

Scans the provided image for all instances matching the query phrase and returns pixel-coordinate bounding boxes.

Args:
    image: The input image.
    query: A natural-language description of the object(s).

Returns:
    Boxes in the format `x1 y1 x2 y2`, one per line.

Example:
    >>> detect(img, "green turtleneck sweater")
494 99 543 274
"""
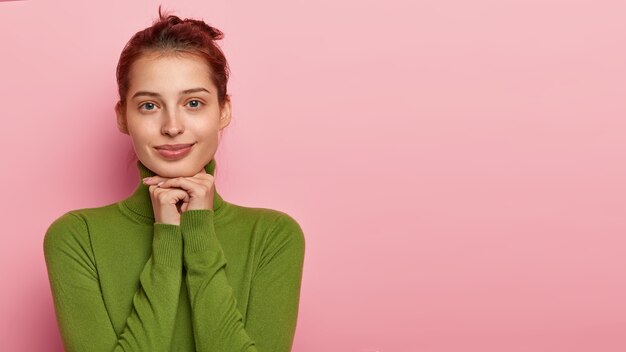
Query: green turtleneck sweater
43 159 305 352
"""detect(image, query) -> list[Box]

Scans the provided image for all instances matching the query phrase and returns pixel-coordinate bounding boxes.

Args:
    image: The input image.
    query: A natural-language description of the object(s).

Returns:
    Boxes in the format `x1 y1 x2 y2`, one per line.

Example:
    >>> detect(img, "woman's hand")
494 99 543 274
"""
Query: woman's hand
143 168 215 225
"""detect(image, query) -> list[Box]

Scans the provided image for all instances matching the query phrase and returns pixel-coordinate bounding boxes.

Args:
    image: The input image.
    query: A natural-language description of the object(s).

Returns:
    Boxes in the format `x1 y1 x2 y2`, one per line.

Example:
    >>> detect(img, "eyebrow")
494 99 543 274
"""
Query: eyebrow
131 87 211 99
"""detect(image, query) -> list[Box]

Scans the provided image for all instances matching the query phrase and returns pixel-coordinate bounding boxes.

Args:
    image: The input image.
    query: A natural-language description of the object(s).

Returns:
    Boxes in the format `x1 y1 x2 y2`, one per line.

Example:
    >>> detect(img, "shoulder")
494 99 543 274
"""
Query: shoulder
231 203 304 237
271 210 305 245
232 206 306 277
44 211 87 249
224 203 305 252
43 210 92 272
43 204 117 259
226 203 305 252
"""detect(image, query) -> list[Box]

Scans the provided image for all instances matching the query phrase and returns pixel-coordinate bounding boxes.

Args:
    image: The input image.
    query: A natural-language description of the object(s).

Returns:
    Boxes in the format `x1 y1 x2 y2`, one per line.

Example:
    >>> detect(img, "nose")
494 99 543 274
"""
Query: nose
161 108 184 137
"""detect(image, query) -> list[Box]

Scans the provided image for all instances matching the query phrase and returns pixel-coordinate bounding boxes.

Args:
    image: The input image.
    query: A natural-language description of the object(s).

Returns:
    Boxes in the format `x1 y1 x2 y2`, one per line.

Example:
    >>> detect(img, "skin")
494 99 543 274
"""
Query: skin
114 51 232 225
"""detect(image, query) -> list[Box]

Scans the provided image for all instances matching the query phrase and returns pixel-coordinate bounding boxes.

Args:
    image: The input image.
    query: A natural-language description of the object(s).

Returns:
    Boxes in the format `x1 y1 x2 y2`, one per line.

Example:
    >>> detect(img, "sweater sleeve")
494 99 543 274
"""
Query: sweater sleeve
43 211 184 351
179 209 305 352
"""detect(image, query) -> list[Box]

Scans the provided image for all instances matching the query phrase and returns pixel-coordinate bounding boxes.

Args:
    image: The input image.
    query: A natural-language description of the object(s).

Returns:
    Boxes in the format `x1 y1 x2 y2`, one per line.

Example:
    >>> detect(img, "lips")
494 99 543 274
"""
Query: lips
154 143 194 160
154 143 195 151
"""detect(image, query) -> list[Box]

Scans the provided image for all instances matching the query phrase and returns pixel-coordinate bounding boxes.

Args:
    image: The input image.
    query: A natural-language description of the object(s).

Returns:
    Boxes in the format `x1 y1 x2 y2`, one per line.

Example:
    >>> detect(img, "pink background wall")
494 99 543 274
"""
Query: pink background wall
1 0 625 351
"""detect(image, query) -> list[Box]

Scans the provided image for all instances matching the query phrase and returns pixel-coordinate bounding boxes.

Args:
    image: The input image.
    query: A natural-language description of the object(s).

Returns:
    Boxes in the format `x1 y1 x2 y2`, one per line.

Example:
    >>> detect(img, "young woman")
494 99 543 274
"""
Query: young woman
43 7 305 352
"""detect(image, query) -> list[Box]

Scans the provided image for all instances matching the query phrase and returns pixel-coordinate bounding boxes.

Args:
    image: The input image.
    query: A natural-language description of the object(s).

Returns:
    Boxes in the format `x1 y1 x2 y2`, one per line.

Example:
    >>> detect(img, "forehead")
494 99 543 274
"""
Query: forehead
127 52 215 94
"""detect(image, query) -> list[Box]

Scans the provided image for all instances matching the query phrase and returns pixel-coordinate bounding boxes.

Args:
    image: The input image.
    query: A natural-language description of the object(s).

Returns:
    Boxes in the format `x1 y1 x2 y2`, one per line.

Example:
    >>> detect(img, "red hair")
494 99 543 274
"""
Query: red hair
115 5 230 111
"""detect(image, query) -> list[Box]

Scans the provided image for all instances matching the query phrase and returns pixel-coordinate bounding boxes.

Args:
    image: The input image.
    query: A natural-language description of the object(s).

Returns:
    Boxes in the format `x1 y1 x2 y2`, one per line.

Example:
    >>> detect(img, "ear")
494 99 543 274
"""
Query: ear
115 101 129 134
219 97 232 131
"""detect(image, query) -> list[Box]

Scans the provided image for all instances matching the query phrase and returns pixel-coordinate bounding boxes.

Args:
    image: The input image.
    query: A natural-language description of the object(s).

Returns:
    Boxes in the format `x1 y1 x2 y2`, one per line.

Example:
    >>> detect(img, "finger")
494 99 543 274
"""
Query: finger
168 175 208 185
156 177 210 196
144 172 210 184
147 184 160 197
179 175 212 188
189 172 213 182
154 187 190 206
143 176 164 185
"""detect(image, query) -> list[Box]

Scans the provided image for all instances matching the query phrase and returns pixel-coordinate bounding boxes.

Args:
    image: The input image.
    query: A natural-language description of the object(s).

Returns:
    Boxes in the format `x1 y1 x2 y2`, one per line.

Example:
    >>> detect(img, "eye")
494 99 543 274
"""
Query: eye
187 100 204 109
139 102 157 111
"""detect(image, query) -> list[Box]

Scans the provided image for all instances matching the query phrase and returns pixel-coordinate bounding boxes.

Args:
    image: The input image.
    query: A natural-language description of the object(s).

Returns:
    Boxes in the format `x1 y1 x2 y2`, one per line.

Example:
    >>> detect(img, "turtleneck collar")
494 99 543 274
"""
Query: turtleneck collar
119 158 225 224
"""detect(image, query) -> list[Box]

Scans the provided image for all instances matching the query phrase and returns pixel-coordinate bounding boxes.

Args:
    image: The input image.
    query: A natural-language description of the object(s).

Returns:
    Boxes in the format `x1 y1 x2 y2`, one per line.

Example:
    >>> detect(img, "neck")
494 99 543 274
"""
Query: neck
120 158 225 224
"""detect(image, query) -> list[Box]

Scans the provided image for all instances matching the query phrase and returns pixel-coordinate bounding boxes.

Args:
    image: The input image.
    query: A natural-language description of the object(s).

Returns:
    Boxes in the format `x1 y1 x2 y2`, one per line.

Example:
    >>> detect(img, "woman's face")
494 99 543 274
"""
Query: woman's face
115 52 231 178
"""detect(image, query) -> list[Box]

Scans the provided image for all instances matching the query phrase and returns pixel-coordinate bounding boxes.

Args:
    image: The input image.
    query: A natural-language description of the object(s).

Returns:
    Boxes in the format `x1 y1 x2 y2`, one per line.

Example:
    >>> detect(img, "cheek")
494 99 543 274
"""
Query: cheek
127 115 158 134
127 122 154 145
190 116 221 135
196 126 221 142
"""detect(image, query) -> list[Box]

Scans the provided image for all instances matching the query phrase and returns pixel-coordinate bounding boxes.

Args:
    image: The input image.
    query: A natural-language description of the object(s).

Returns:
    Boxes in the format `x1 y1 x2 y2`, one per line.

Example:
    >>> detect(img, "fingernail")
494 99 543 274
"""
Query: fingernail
157 181 164 186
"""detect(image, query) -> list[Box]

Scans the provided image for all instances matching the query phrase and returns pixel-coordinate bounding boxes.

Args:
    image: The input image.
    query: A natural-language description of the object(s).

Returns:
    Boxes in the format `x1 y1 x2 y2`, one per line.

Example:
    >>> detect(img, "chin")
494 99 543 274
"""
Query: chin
163 162 199 178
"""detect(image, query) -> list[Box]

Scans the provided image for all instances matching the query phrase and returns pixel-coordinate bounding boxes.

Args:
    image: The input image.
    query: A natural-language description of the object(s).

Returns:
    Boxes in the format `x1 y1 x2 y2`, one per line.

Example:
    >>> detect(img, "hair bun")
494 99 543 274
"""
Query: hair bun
186 19 224 40
204 24 224 40
167 15 182 25
157 6 223 41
